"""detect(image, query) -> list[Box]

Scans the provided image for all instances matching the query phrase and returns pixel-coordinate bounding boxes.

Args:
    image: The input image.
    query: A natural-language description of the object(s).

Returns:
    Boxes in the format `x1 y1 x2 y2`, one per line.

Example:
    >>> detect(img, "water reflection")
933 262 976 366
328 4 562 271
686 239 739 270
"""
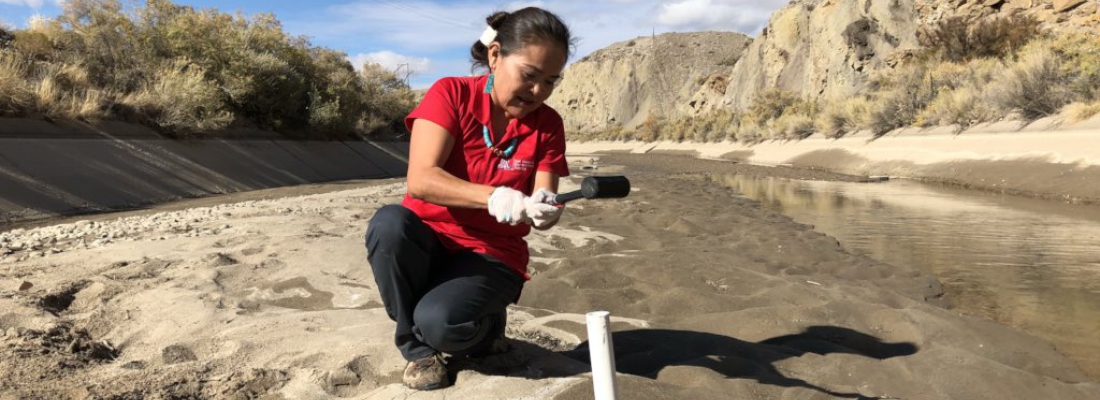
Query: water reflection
719 174 1100 379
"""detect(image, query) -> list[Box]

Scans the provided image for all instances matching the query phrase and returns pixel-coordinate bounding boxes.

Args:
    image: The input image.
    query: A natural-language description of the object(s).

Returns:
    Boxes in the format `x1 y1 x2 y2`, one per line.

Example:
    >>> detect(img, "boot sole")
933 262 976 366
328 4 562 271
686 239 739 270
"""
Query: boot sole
410 381 449 391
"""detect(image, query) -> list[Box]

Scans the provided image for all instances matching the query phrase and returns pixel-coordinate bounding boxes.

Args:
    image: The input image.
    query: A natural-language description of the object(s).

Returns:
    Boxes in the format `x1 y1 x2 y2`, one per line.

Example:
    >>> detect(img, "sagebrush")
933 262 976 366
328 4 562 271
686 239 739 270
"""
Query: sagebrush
0 0 416 139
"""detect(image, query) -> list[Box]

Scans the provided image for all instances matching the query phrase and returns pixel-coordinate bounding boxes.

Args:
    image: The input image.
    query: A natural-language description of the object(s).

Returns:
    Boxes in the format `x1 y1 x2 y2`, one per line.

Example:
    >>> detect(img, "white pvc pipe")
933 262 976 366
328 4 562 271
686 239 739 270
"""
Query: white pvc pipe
586 310 619 400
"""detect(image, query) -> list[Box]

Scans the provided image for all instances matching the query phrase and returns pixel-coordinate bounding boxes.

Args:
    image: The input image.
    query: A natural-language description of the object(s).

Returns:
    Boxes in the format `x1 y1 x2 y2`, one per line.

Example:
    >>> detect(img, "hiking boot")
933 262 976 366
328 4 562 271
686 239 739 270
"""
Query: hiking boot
465 333 511 358
403 354 449 390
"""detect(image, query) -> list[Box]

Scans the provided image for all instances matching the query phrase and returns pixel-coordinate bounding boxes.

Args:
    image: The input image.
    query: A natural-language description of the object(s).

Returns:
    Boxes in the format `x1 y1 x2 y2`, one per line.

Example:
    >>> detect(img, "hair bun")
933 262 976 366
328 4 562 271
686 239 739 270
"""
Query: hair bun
486 11 509 29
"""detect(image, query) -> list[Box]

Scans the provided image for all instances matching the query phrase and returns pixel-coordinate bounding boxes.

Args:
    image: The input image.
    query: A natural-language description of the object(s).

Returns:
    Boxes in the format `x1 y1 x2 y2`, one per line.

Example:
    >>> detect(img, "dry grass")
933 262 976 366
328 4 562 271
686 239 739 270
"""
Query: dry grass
914 58 1004 129
816 96 871 138
916 86 1001 130
768 113 814 140
1064 101 1100 123
119 61 232 134
0 51 34 114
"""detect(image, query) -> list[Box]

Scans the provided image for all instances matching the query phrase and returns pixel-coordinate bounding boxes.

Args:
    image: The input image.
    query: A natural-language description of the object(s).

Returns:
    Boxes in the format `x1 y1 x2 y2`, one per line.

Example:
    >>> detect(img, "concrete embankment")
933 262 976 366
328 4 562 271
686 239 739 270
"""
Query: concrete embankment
4 116 1099 226
569 124 1100 204
0 118 409 225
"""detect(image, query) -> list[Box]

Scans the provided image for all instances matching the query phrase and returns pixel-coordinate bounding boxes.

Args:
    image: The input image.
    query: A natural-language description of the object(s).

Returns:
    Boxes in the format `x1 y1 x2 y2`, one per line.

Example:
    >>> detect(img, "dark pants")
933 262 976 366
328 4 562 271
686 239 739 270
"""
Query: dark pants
365 205 524 361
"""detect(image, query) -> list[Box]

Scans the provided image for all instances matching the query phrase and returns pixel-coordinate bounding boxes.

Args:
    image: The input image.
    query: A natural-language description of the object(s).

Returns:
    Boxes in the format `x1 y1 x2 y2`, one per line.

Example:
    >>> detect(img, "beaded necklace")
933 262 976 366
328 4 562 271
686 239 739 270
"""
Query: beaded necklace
482 125 518 159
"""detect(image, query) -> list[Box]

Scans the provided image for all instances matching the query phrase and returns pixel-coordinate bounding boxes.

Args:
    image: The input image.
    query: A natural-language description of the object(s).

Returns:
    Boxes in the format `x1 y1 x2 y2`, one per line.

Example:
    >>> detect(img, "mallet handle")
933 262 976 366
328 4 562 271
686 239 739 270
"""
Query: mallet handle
552 190 585 205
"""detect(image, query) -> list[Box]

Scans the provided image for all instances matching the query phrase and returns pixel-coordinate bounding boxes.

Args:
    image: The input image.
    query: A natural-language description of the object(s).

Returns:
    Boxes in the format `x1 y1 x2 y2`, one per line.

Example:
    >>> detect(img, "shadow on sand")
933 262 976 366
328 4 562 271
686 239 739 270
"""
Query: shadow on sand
453 325 917 399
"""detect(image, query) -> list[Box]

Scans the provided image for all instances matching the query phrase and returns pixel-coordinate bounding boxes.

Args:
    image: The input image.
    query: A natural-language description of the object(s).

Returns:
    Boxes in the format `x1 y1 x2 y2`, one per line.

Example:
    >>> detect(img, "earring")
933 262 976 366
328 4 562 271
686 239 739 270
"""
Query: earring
484 73 495 94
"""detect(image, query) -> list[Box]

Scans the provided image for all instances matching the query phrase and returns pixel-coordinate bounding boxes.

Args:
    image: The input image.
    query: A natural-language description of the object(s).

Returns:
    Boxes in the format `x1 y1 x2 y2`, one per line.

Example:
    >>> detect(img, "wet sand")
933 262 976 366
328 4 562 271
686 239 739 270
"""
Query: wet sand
1 154 1098 399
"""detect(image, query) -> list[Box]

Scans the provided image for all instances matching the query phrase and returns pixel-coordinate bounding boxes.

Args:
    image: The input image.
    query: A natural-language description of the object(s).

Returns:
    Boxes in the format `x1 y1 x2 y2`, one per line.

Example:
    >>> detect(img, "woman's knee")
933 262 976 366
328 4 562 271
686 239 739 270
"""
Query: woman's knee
413 303 491 353
365 205 416 248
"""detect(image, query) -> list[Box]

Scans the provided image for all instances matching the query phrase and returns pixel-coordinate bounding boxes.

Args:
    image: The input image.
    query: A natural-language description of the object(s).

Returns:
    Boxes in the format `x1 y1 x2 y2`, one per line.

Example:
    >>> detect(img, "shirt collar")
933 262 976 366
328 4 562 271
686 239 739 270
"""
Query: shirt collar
474 74 537 140
474 74 492 127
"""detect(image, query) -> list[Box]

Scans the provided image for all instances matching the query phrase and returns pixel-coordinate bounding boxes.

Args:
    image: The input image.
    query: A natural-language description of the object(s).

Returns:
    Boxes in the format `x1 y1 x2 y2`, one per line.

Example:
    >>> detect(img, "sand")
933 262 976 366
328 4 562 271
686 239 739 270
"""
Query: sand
2 154 1099 399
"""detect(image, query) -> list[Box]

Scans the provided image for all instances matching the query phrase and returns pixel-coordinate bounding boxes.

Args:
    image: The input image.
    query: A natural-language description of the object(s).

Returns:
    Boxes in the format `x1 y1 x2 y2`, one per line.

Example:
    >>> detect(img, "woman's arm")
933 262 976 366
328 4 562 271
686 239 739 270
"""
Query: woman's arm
532 170 559 194
406 119 496 208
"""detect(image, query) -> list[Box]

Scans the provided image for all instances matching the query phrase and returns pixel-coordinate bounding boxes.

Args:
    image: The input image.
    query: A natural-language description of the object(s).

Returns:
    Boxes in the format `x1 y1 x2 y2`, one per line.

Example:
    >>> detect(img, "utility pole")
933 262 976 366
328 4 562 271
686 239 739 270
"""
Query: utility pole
394 63 412 86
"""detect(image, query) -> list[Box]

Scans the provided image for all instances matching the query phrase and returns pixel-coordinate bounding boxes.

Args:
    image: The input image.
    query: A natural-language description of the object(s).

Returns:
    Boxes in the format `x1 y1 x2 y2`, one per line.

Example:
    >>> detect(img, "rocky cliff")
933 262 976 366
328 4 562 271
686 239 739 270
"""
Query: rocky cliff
551 0 1100 134
546 32 751 134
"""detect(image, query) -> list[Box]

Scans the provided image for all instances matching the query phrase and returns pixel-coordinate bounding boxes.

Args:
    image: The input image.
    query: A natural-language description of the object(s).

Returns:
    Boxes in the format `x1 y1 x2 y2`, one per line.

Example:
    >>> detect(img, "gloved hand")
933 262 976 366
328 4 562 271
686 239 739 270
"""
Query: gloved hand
487 186 527 226
525 188 563 229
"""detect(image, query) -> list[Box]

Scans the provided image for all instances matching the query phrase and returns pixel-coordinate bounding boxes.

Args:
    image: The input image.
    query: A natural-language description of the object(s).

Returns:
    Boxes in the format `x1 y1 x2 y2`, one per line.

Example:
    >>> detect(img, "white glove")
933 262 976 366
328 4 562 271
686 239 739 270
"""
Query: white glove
487 186 528 226
525 188 563 229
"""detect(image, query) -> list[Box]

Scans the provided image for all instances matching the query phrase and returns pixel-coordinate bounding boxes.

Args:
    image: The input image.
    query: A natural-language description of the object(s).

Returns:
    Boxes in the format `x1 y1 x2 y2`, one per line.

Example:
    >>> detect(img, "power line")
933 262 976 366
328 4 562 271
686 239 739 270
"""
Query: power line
367 0 478 31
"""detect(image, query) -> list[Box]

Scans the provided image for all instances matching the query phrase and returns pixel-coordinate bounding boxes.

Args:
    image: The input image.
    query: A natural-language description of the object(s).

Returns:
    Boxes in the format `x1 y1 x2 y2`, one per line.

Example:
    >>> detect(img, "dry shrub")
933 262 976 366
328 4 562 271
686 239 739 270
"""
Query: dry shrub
817 96 872 138
768 113 814 140
593 125 624 141
733 120 765 143
637 112 662 142
742 89 800 127
737 89 818 140
27 62 107 120
32 71 65 117
120 60 231 134
358 62 417 137
0 0 418 138
916 86 1000 130
865 63 937 135
222 50 307 130
1064 101 1100 123
989 44 1069 120
915 58 1004 129
0 51 34 115
1049 33 1100 102
918 14 1042 62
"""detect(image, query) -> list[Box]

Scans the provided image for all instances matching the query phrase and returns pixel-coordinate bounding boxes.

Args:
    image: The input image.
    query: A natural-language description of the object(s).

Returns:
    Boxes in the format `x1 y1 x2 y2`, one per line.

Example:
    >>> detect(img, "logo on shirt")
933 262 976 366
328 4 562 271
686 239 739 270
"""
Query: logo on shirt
497 159 534 172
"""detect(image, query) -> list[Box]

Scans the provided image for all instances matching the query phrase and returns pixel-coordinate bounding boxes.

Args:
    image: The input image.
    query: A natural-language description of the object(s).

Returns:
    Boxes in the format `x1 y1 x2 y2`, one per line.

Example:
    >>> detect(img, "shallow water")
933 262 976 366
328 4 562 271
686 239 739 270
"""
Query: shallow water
720 175 1100 380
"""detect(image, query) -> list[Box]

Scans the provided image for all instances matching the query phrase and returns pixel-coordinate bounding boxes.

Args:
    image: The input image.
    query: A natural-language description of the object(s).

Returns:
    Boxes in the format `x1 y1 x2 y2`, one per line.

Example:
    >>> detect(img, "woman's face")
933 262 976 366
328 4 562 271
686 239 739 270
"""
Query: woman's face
488 38 568 120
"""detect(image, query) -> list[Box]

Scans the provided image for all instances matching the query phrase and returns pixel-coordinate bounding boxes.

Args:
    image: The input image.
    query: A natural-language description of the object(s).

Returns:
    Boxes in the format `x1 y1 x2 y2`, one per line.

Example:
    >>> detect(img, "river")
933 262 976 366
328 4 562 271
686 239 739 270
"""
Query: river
721 174 1100 380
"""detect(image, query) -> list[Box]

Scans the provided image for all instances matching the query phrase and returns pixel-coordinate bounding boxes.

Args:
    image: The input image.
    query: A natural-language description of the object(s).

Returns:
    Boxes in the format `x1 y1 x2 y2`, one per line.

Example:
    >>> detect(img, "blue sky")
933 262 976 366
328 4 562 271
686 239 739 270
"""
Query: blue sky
1 0 789 88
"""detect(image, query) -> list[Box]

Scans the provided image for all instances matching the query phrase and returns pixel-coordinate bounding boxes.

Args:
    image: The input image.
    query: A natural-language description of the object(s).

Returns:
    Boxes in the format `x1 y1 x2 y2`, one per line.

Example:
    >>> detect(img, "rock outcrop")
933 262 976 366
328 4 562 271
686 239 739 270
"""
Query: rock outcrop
546 32 751 134
551 0 1100 134
711 0 921 111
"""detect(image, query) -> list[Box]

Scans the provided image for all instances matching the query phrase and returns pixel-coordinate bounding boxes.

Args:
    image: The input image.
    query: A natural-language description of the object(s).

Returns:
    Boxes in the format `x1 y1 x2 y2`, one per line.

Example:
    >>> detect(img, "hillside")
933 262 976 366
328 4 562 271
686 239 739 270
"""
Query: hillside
551 0 1100 138
545 32 751 134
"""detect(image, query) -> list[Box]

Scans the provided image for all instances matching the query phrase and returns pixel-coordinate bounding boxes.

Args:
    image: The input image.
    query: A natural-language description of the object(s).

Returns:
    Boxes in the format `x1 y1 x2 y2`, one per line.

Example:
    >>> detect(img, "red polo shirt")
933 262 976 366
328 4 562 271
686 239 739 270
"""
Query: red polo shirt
402 74 569 279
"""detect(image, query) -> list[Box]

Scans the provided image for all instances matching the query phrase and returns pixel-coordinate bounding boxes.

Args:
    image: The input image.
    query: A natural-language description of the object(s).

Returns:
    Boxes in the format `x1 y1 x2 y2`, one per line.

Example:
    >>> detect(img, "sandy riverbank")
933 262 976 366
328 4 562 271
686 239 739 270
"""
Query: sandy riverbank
1 155 1098 399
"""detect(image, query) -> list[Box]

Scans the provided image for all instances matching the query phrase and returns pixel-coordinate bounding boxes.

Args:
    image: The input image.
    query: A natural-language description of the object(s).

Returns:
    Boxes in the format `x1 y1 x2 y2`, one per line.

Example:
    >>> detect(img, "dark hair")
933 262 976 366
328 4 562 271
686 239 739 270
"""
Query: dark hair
470 7 574 72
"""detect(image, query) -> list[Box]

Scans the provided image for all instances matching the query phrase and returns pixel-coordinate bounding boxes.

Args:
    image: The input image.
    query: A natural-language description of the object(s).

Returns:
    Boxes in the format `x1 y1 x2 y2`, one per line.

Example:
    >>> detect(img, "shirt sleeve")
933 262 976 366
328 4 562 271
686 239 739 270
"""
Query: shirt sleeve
537 112 570 177
404 78 461 138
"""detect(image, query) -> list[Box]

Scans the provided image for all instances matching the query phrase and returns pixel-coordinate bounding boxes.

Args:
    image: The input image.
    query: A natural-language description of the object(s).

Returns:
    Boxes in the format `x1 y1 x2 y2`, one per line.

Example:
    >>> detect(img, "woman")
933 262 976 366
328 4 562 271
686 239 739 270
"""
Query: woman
365 7 574 391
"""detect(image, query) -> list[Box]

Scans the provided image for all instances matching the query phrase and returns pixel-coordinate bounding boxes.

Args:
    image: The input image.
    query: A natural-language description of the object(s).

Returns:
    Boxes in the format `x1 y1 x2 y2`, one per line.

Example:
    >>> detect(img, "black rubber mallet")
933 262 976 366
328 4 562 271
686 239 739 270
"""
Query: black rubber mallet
552 176 631 205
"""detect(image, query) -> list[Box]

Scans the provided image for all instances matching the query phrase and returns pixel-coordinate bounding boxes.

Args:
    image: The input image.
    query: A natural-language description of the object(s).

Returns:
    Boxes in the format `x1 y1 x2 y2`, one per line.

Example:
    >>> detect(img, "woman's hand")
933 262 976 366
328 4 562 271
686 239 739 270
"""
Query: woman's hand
525 188 563 229
487 187 528 225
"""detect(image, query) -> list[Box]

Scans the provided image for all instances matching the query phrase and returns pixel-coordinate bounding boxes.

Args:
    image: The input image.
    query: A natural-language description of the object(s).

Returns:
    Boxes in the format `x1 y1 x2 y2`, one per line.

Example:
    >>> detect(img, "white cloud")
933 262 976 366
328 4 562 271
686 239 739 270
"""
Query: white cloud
350 51 432 75
656 0 789 34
